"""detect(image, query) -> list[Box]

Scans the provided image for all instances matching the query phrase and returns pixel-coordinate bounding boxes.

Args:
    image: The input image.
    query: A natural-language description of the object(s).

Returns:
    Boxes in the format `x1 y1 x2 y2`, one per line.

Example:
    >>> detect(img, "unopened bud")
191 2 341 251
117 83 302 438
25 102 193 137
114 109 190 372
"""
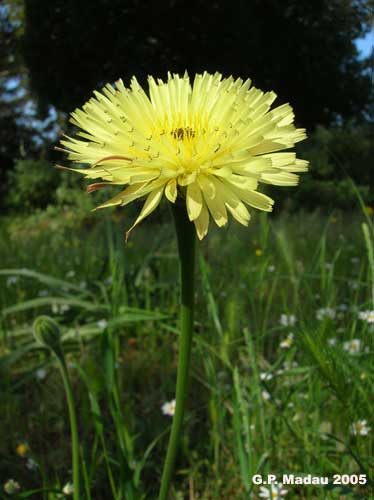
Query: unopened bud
33 315 62 355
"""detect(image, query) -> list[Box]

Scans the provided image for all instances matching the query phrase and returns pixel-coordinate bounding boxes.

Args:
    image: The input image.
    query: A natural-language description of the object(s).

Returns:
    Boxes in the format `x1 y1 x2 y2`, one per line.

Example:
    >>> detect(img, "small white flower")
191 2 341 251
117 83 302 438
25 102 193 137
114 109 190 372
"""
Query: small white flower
350 420 370 436
161 399 176 416
261 391 271 401
260 372 273 381
36 368 47 380
280 333 294 349
327 338 337 346
3 479 21 494
325 262 333 270
316 307 336 321
358 310 374 324
259 483 288 499
6 276 19 287
268 265 275 273
62 482 74 495
66 270 75 278
279 314 297 327
343 339 361 354
26 458 38 471
97 319 108 330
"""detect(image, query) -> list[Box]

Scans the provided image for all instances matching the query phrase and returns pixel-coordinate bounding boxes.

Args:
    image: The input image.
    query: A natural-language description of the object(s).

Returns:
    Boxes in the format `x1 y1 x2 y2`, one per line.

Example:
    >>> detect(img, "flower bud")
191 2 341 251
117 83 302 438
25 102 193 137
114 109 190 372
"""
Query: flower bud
33 315 62 354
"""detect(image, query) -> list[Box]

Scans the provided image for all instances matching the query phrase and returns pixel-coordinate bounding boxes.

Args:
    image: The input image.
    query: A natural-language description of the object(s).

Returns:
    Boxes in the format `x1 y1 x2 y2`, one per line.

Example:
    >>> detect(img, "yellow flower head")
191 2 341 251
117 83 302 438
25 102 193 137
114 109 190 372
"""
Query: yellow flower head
16 443 28 457
58 72 308 239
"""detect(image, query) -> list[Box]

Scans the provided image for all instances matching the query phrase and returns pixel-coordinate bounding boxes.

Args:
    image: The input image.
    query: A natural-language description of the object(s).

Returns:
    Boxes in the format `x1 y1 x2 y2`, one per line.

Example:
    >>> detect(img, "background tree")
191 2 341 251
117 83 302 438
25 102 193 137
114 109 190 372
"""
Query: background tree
21 0 373 130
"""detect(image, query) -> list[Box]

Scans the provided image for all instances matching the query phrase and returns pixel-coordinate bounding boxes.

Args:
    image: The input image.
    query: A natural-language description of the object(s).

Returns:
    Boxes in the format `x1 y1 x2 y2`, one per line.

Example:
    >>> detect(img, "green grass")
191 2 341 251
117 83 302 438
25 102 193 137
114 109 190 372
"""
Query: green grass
1 206 374 499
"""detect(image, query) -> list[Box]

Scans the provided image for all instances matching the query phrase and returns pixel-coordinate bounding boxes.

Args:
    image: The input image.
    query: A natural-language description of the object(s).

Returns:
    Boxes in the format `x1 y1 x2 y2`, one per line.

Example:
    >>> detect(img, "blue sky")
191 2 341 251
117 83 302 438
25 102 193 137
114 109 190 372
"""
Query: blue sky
356 29 374 58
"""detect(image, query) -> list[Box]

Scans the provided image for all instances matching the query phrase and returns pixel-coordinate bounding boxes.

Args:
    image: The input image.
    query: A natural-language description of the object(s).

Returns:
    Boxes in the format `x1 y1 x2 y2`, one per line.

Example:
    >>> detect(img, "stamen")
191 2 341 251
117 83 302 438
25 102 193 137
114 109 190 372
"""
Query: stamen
171 127 196 140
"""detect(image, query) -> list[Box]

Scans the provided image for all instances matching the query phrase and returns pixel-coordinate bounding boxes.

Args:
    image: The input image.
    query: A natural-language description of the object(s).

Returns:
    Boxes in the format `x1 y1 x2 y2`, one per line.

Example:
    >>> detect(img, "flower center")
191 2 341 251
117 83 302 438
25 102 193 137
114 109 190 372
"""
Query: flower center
171 127 196 140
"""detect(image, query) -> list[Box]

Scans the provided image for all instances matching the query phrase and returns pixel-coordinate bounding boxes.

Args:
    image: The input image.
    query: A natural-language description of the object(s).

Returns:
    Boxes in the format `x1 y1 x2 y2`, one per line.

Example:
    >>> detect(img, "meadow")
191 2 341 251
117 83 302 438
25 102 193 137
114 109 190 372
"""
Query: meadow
1 204 374 500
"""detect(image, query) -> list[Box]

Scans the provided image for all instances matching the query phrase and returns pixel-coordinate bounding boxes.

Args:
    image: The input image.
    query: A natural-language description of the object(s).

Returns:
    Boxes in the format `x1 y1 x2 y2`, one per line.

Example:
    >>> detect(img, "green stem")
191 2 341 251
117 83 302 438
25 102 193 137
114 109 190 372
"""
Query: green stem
56 353 80 500
158 203 196 500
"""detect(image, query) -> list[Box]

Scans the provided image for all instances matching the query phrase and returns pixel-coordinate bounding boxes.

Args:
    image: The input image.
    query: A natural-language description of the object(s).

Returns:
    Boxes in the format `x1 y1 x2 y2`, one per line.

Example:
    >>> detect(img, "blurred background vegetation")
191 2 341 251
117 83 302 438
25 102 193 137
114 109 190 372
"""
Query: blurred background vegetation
0 0 373 219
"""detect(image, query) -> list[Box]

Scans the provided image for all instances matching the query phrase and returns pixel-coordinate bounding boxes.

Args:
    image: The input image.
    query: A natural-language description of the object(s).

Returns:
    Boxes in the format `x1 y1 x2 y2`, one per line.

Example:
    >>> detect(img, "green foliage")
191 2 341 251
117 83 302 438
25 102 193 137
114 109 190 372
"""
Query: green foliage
1 207 374 498
268 123 374 211
6 158 59 211
5 157 106 217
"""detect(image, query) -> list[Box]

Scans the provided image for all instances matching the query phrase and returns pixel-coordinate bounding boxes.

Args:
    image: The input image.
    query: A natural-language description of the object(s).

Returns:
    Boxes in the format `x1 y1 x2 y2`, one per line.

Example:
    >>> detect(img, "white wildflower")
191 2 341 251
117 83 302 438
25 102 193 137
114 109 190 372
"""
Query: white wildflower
62 482 74 495
280 333 294 349
279 314 297 327
97 319 108 330
161 399 176 416
260 372 273 382
3 479 20 494
343 339 361 355
259 483 288 499
358 310 374 324
261 391 271 401
350 420 370 436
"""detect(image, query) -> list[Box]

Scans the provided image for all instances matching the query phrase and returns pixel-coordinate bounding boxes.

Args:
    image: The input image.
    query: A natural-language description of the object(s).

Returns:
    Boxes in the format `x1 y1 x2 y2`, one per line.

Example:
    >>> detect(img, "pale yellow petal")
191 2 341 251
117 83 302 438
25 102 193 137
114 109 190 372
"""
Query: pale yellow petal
126 185 164 237
260 171 299 186
215 180 251 226
198 175 228 227
194 201 209 240
165 179 177 203
186 182 203 221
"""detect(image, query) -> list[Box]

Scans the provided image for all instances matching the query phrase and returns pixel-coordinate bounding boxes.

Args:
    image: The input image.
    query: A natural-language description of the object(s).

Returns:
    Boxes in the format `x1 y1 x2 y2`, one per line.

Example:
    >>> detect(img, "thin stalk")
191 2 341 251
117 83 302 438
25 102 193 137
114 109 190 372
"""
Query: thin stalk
56 353 80 500
158 203 196 500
